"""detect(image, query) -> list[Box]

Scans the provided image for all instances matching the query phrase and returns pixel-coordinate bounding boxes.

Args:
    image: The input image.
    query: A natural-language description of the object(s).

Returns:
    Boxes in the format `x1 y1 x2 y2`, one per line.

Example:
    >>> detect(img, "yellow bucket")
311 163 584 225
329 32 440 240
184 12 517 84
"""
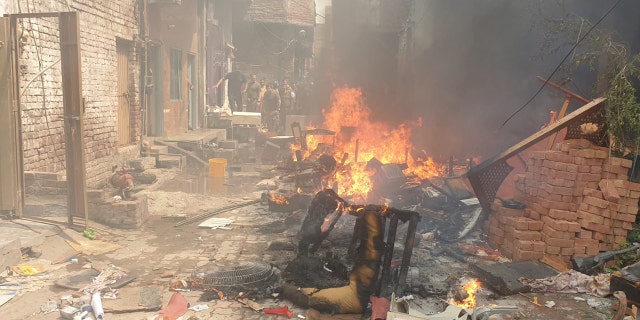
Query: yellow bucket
208 158 227 178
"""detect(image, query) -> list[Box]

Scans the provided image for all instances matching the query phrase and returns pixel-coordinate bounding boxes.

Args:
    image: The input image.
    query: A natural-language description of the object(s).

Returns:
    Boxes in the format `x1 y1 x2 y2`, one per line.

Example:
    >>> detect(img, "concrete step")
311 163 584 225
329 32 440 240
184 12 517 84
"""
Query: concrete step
147 145 169 156
157 154 186 169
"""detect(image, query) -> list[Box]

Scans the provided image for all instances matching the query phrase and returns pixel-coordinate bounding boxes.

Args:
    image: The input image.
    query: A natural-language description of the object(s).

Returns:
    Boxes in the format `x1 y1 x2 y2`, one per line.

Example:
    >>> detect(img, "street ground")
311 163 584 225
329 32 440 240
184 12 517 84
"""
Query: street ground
0 164 622 320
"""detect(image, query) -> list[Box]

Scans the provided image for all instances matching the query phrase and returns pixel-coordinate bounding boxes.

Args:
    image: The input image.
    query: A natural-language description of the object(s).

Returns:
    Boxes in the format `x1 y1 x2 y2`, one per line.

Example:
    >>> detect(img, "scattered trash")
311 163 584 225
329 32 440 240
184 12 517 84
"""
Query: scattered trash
544 300 556 308
170 279 190 291
238 298 263 312
83 228 96 240
113 195 122 202
297 315 306 319
189 304 210 311
574 297 586 302
103 288 118 299
40 299 59 314
12 265 45 276
91 292 104 319
59 305 79 319
264 305 293 318
198 217 235 229
159 292 189 319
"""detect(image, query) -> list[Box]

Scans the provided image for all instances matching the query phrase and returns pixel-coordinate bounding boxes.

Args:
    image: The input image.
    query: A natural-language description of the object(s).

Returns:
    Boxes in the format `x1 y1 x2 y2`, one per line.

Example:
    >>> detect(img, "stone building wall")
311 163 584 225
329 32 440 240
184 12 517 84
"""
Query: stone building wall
16 0 140 187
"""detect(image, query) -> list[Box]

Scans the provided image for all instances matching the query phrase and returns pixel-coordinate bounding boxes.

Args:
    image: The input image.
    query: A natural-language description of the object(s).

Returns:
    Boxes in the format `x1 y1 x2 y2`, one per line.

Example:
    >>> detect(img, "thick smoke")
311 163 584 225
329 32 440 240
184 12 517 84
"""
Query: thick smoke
324 0 640 162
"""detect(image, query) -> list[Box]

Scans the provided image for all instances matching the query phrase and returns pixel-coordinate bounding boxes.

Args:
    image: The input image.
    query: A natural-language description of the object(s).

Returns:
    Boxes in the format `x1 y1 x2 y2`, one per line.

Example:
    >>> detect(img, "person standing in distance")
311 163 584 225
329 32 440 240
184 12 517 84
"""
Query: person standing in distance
213 70 247 112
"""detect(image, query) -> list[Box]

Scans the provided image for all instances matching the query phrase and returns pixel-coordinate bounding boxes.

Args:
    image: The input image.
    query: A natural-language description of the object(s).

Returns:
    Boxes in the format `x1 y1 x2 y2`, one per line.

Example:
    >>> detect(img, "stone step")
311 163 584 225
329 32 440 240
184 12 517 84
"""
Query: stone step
157 154 186 169
147 145 169 156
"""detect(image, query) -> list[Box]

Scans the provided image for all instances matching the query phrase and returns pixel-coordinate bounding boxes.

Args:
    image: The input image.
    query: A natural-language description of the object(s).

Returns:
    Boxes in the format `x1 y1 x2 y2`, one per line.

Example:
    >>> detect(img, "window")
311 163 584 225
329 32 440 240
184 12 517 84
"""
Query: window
170 48 182 100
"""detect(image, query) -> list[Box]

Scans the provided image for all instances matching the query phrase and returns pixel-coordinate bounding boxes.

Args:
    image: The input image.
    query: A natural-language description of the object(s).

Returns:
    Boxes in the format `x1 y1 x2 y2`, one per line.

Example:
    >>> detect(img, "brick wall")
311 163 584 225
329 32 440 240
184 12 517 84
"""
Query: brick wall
17 0 140 187
485 139 640 262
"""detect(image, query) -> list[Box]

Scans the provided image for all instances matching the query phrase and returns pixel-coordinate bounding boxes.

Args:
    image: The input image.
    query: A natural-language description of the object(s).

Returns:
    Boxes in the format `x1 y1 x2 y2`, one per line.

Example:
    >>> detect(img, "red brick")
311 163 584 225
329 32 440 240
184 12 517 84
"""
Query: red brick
566 221 581 232
513 230 542 241
586 244 600 255
577 165 590 173
548 209 578 221
543 234 574 248
622 221 634 230
528 220 544 231
613 228 628 236
577 173 602 182
575 238 599 248
599 179 620 203
573 246 587 255
590 166 603 174
542 216 567 231
546 246 561 254
543 225 574 239
577 230 592 239
584 196 611 209
586 222 612 235
599 243 614 251
616 213 637 223
583 188 603 199
532 241 546 252
513 248 545 261
514 239 534 251
560 247 575 255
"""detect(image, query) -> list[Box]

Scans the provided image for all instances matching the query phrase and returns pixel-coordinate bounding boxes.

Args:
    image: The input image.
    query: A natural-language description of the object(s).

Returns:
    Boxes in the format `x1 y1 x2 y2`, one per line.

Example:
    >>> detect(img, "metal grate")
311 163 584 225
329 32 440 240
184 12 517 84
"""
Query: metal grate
191 262 274 287
468 160 514 213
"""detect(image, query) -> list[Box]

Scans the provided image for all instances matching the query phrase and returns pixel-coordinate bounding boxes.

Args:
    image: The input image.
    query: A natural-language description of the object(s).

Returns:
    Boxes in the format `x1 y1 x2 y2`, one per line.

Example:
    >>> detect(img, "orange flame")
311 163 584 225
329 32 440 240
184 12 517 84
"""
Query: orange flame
269 193 290 205
449 279 481 309
308 86 444 201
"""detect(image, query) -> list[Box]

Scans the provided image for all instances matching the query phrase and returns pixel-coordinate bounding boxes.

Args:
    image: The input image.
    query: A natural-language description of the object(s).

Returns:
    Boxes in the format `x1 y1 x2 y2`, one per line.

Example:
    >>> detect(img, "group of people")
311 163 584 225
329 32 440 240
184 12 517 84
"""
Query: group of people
212 70 310 133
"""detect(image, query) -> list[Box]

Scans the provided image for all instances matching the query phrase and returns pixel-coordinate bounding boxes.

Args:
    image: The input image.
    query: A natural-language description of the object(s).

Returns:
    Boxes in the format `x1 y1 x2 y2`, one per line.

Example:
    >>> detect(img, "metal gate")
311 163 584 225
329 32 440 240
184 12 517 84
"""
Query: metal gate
117 42 131 145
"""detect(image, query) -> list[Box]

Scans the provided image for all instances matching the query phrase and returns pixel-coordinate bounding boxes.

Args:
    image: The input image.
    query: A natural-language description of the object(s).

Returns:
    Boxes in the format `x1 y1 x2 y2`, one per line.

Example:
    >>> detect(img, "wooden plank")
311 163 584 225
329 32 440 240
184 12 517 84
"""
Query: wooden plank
0 17 20 212
469 97 606 174
59 12 88 226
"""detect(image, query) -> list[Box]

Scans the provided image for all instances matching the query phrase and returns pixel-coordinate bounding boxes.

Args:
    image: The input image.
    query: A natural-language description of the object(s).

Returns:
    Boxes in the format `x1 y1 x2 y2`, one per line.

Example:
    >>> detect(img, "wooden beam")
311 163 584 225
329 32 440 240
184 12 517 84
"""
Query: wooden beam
0 17 20 213
469 97 606 174
59 12 88 227
536 76 590 103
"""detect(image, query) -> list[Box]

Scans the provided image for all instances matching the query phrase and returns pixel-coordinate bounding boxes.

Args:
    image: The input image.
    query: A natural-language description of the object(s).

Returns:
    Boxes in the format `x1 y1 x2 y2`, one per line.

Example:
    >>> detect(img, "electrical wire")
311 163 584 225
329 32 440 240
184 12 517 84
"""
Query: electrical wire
501 0 625 127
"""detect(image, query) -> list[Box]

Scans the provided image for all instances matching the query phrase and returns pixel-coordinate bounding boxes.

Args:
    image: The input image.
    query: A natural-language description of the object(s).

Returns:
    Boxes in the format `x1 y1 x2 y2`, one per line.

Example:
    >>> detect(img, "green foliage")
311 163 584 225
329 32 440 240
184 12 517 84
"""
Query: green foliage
542 17 640 157
605 58 640 156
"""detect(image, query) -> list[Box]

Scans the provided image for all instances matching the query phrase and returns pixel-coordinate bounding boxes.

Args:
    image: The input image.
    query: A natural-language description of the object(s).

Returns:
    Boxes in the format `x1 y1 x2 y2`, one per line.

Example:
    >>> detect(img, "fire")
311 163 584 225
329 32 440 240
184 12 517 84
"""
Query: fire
269 193 290 205
449 279 481 309
307 86 444 200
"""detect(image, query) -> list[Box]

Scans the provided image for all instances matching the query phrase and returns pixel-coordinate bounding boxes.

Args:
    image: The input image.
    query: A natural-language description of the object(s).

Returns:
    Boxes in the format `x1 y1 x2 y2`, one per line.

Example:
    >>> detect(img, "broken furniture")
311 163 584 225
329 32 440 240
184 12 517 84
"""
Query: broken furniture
467 97 606 213
295 189 421 302
611 259 640 307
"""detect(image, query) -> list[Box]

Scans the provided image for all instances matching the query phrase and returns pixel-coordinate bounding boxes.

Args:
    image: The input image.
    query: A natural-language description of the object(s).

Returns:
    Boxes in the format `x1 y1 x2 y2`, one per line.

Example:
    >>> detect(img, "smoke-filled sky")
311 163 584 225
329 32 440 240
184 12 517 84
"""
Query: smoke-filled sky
328 0 640 162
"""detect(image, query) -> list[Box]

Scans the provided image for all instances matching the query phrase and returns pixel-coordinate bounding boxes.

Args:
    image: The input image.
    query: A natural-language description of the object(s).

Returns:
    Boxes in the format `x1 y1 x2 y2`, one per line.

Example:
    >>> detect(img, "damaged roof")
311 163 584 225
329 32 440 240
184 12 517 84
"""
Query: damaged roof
245 0 315 27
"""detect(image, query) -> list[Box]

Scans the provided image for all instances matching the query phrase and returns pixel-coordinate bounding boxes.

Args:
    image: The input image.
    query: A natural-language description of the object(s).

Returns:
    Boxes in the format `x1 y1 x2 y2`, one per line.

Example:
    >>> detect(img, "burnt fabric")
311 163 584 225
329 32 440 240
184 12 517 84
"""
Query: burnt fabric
297 189 341 256
302 210 384 314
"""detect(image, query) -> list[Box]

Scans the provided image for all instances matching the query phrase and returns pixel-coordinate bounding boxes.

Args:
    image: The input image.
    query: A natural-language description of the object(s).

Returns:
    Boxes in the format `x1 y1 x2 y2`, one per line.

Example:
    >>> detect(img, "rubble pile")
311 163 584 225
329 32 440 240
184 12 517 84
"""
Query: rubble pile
486 139 640 262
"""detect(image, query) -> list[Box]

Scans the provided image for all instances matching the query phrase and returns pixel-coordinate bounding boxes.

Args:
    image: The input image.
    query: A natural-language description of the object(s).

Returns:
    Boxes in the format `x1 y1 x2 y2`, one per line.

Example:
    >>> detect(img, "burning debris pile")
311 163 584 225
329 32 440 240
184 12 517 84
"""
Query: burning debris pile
267 86 481 242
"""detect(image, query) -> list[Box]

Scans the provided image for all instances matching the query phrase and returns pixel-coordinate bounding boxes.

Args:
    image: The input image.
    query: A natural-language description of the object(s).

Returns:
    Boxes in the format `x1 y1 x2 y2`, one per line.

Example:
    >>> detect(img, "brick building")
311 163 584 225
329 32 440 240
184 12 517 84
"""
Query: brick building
12 0 141 188
232 0 315 83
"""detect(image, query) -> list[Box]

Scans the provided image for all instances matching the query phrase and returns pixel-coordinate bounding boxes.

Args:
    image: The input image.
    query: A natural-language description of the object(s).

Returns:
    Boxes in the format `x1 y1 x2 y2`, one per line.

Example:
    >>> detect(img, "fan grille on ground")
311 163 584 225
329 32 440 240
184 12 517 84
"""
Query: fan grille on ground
191 262 274 287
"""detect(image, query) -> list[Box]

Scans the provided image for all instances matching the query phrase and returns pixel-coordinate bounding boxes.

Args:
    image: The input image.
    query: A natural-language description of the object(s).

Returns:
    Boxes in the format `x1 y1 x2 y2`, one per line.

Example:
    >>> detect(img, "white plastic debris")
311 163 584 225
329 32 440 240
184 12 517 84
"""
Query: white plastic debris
189 304 210 311
544 300 555 308
574 297 586 302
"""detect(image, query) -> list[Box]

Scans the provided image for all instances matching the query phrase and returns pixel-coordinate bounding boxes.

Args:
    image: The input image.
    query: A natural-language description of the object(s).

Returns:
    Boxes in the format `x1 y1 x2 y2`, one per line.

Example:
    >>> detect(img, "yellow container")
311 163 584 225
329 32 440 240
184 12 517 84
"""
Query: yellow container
208 158 227 178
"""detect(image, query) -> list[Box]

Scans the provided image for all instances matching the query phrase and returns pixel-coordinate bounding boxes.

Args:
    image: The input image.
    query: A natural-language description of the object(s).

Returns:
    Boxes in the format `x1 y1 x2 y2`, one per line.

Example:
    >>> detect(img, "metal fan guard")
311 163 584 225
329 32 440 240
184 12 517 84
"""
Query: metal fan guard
191 262 275 287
